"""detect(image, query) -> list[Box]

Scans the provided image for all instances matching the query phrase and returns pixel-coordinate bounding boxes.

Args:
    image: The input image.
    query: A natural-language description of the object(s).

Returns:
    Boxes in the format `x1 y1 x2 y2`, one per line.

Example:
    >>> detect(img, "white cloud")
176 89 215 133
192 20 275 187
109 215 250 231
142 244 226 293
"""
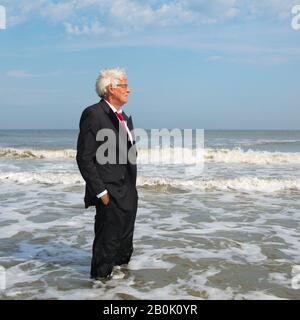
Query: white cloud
64 21 107 35
3 0 48 26
244 0 299 20
107 1 154 29
3 0 300 33
42 1 77 22
156 3 196 26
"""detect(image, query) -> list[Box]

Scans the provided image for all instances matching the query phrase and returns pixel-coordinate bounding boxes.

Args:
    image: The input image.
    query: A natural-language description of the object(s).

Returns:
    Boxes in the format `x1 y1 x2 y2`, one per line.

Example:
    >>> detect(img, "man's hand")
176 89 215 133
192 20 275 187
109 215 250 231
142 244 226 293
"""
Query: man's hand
101 193 110 206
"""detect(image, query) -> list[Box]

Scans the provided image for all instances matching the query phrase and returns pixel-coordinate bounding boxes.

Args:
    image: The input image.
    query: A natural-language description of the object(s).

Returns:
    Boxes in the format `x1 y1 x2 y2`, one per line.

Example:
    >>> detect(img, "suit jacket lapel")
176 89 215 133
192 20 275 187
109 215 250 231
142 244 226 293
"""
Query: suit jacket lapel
125 115 135 145
101 99 120 132
100 99 134 146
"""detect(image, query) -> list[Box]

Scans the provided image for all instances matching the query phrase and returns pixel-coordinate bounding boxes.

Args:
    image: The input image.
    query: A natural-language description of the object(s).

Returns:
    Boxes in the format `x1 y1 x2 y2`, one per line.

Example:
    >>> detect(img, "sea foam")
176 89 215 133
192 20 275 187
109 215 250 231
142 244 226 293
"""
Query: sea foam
1 147 300 165
1 171 300 192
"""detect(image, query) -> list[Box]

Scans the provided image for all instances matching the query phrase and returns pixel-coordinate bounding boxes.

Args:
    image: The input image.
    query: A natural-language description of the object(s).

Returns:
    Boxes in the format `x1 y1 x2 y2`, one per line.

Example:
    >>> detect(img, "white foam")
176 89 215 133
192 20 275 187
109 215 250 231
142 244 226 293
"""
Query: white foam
1 171 300 193
0 171 84 185
204 148 300 165
0 148 76 159
128 254 175 271
268 273 290 288
135 147 300 165
177 270 235 300
137 176 300 192
1 147 300 165
235 291 285 300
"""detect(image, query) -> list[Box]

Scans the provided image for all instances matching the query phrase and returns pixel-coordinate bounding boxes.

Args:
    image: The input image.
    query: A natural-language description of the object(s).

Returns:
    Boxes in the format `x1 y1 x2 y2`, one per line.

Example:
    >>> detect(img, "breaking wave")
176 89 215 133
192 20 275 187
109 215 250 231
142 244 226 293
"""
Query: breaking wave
0 148 76 159
1 171 300 192
1 147 300 165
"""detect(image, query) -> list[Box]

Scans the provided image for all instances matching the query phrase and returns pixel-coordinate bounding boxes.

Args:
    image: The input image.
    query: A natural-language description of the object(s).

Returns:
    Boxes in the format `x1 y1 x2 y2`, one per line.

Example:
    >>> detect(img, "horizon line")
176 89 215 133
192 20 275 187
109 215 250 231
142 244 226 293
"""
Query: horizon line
1 128 300 131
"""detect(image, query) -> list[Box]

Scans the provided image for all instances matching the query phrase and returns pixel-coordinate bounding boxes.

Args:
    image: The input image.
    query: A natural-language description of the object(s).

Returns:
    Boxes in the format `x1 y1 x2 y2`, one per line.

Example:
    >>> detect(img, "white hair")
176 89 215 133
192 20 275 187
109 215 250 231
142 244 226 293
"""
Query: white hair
95 67 127 98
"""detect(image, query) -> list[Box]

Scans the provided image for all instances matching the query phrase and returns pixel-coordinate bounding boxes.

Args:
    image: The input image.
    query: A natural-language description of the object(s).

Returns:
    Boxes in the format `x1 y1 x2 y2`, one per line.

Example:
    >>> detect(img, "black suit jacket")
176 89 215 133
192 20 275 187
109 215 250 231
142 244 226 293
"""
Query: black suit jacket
76 99 137 210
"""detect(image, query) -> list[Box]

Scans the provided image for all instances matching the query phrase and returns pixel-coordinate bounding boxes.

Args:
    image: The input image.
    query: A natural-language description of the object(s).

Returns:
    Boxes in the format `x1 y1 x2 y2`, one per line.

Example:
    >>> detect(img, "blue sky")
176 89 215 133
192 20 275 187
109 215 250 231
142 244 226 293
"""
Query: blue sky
0 0 300 129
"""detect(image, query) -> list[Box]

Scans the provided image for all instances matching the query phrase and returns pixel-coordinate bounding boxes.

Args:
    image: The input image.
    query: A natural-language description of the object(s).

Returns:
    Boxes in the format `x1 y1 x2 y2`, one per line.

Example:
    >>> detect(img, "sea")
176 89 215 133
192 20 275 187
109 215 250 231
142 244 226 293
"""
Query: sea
0 129 300 300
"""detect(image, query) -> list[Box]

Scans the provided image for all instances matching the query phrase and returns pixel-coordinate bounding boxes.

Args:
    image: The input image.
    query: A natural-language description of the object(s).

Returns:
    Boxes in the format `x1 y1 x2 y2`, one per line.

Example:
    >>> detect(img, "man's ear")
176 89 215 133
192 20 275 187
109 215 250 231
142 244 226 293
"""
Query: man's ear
106 84 114 95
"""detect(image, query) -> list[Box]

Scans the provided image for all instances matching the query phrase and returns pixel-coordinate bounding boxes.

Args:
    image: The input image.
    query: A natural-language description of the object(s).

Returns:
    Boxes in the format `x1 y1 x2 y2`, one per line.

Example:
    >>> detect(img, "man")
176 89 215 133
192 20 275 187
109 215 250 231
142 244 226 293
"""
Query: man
76 68 138 279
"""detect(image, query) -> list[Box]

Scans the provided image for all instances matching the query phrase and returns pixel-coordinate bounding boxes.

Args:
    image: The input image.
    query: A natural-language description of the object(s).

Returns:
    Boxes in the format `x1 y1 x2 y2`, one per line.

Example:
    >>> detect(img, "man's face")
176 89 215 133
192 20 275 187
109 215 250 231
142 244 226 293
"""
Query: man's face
109 77 130 107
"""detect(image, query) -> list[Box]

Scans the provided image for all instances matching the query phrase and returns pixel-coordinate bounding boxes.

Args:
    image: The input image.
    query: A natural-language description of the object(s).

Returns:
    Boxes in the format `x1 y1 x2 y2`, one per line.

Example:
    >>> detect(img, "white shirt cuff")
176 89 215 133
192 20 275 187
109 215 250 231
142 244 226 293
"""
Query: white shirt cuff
97 189 108 198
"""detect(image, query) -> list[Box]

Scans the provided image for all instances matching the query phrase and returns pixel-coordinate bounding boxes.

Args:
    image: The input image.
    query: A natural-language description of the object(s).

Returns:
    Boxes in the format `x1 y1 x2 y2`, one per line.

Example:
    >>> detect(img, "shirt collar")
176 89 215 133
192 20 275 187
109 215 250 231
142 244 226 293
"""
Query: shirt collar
104 99 122 114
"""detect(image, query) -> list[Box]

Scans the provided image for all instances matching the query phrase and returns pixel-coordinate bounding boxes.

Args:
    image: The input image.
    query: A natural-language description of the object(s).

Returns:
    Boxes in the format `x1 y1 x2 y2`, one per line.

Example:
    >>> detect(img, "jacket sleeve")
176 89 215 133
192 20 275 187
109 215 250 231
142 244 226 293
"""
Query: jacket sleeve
76 108 106 197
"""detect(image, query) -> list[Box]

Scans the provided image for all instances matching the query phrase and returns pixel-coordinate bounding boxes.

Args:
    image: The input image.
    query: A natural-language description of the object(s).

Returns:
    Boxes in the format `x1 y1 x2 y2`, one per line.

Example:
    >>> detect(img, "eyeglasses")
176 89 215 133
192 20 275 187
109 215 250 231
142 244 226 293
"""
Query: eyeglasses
116 84 129 89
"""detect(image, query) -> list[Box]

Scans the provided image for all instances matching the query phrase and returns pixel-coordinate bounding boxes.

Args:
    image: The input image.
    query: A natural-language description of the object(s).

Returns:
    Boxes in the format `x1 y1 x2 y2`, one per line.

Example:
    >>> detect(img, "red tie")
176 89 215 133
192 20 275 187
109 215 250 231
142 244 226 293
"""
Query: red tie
115 111 126 128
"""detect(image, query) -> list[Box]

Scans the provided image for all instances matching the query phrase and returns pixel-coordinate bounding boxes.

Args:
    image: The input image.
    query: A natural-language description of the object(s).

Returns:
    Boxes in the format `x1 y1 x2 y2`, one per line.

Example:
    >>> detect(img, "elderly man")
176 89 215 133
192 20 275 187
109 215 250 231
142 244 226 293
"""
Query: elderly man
76 68 138 279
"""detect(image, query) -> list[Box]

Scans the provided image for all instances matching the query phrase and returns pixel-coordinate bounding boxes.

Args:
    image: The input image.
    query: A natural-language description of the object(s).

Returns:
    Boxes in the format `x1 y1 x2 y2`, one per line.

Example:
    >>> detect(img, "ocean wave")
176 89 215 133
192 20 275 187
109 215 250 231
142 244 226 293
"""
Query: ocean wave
204 148 300 165
137 147 300 165
0 172 83 185
0 148 76 159
0 171 300 192
1 147 300 165
137 176 300 192
251 139 300 145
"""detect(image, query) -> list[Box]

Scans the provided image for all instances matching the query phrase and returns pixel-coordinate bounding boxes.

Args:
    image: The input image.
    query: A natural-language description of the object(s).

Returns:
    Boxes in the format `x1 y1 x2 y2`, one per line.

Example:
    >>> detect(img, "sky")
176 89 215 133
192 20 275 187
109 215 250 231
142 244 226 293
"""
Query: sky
0 0 300 130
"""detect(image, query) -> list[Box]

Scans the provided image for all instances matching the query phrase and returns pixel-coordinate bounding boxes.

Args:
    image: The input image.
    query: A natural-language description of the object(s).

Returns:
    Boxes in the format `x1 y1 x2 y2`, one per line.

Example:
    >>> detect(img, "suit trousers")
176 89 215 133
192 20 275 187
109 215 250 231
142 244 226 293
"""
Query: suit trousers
90 189 138 278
